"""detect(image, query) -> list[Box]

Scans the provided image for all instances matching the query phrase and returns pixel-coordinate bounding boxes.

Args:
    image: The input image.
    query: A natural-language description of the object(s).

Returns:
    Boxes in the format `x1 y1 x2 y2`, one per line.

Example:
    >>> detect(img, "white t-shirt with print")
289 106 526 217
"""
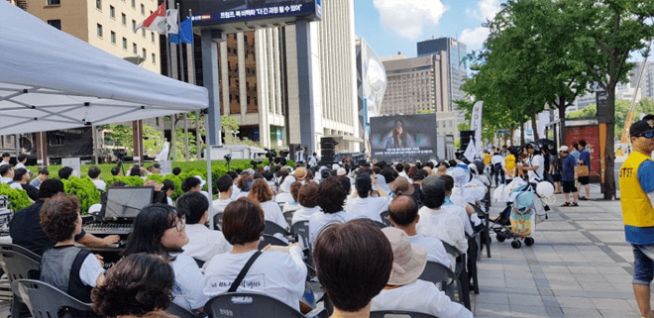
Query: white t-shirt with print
170 253 210 311
204 247 307 311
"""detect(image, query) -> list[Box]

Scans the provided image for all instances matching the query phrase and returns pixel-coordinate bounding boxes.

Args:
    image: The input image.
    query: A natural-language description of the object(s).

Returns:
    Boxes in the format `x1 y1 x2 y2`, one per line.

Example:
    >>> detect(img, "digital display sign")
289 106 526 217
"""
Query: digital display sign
181 0 321 31
370 114 438 163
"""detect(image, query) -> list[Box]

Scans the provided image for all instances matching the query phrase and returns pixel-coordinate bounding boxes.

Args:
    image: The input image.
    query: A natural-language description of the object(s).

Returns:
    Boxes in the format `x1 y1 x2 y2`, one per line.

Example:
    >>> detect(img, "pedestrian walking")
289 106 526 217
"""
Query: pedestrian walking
577 140 591 200
491 150 505 187
559 146 578 207
619 118 654 318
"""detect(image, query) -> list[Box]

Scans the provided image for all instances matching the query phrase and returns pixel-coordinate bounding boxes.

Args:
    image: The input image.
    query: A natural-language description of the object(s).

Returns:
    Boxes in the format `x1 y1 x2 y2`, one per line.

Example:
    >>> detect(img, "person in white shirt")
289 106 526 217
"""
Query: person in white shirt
212 175 234 213
0 153 10 167
204 198 306 311
291 182 321 225
123 204 209 311
345 173 390 223
282 181 303 213
308 152 318 168
372 227 472 318
396 163 411 182
182 176 211 204
491 151 506 186
161 180 176 207
234 174 253 199
29 168 49 189
387 195 451 269
275 175 296 204
309 177 358 244
249 179 288 229
417 176 468 253
176 192 232 264
0 165 13 184
9 168 29 190
14 154 27 171
88 166 106 192
521 143 545 184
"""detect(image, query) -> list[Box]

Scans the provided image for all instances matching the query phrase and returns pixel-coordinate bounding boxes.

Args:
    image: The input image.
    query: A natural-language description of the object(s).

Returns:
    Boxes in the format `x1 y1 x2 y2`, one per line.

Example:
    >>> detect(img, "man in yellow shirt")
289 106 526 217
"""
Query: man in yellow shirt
620 117 654 318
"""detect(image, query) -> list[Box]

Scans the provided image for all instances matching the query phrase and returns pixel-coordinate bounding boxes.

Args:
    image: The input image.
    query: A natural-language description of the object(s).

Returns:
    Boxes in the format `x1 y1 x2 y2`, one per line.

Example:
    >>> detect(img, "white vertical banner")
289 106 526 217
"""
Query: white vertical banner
470 101 483 153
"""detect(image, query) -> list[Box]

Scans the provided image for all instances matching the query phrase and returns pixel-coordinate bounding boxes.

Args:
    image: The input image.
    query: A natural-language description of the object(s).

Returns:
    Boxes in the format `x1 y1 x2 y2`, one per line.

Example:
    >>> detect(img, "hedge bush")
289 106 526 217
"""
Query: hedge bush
62 177 101 215
0 184 32 212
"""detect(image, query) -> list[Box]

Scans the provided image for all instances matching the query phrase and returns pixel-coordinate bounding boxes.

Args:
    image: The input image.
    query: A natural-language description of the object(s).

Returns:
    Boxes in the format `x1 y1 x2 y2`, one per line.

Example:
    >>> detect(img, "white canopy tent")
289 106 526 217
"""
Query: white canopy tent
0 0 208 135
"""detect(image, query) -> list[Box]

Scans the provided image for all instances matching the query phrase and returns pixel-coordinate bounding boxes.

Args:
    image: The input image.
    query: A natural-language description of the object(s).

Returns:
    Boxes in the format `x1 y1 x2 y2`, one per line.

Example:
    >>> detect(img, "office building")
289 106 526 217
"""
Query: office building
20 0 161 74
417 37 468 112
380 54 457 135
631 62 654 99
213 0 360 152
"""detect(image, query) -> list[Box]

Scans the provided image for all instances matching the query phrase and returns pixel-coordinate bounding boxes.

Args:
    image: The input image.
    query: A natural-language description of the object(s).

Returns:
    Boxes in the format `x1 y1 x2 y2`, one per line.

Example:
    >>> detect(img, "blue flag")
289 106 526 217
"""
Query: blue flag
169 18 192 44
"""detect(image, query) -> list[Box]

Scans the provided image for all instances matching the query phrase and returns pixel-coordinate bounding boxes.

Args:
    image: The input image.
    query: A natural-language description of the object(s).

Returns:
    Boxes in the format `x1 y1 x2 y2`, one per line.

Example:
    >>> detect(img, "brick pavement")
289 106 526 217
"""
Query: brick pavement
473 185 642 317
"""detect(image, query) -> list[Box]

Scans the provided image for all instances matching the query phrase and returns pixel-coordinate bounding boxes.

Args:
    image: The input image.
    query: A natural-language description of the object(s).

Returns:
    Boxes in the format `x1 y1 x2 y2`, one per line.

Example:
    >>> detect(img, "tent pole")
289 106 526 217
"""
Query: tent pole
206 113 214 230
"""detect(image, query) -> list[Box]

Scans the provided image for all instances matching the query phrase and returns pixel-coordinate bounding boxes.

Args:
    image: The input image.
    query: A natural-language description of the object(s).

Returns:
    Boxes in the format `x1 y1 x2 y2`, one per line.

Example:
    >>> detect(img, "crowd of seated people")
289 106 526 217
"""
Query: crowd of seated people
4 157 491 318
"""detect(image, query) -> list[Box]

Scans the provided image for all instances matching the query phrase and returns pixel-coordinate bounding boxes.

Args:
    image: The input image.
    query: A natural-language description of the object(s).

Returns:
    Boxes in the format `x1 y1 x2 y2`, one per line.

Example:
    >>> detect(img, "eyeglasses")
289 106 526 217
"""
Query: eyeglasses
640 132 654 139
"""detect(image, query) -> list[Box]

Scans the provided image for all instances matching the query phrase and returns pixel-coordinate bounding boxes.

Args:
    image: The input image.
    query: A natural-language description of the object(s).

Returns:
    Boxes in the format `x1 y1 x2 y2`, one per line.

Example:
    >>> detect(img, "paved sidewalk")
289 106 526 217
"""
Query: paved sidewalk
472 185 640 317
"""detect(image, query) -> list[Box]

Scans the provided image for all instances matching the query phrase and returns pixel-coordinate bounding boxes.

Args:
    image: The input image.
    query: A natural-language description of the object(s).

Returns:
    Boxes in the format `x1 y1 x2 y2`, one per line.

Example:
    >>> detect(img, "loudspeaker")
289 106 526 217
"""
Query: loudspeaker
320 137 337 163
460 131 474 151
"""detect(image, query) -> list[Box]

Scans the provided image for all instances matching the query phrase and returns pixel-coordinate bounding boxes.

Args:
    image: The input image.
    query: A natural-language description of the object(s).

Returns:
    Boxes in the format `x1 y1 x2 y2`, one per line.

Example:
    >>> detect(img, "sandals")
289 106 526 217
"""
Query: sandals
572 202 579 206
561 202 571 207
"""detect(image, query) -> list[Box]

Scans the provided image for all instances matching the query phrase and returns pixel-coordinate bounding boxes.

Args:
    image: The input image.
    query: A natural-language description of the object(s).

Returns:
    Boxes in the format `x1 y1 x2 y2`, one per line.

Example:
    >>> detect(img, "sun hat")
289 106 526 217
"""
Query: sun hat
389 177 415 196
279 175 296 193
337 168 347 176
292 167 307 180
194 175 206 187
381 227 427 286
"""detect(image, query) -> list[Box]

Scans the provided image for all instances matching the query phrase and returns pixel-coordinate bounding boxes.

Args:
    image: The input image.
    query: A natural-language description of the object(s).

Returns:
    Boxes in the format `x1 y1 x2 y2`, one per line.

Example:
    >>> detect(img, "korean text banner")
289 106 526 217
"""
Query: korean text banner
370 114 437 163
183 0 321 26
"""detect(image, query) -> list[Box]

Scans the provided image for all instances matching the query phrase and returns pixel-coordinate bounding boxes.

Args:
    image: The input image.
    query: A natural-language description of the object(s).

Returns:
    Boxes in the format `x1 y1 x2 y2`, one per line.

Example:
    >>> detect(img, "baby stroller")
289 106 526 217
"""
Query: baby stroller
491 182 552 248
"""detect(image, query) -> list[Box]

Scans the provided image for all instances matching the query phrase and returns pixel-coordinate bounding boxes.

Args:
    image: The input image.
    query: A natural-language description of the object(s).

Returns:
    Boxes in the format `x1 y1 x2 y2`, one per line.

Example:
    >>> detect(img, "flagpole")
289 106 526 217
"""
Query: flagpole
188 8 202 160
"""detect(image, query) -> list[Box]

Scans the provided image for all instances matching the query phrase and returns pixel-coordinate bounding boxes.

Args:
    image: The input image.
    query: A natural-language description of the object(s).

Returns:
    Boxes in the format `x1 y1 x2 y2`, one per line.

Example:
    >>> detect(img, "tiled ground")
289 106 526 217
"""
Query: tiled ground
472 184 642 317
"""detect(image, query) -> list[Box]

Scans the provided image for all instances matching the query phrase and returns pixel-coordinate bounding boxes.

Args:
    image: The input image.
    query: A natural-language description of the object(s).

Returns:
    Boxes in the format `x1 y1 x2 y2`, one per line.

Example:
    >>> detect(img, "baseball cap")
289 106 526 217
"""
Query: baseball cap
630 117 654 137
558 145 569 153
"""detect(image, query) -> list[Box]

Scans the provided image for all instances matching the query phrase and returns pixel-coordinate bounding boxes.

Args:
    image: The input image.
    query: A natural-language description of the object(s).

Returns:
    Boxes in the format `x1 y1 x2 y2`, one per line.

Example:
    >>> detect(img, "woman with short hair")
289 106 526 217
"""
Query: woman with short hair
92 253 177 318
308 177 358 244
123 204 208 311
314 219 393 317
291 182 320 225
203 198 307 311
249 178 288 229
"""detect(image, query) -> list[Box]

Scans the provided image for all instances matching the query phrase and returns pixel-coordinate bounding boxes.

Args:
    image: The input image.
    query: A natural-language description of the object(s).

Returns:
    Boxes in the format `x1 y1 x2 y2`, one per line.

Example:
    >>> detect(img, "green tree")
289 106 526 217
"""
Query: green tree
221 115 240 144
562 0 654 199
568 98 654 141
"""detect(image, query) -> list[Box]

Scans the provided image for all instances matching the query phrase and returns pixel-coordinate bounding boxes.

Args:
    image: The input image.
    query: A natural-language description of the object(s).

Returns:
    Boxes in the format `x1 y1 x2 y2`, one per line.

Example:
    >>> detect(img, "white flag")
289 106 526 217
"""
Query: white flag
470 101 483 153
166 9 179 35
464 139 478 162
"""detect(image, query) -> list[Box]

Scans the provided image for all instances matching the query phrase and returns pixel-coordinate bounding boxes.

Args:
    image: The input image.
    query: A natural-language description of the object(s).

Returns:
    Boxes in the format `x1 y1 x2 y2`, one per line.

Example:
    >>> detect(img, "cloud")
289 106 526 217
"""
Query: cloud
467 0 502 21
372 0 447 40
460 26 490 50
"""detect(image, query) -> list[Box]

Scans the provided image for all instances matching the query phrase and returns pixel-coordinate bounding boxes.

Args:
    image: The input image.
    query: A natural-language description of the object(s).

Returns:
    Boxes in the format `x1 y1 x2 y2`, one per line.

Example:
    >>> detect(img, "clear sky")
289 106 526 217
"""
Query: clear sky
354 0 501 59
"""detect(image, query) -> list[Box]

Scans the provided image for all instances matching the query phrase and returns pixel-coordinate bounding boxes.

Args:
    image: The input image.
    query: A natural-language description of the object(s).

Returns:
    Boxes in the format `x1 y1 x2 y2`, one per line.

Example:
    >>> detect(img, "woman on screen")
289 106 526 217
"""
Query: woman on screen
383 119 416 148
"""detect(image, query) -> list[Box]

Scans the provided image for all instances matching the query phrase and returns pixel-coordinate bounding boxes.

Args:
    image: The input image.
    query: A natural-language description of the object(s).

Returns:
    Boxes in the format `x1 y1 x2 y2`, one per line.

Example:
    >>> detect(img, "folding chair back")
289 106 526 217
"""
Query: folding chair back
373 220 388 229
291 221 310 249
418 261 456 298
264 221 290 237
214 212 224 231
284 210 295 226
380 211 391 227
370 310 437 318
205 292 329 318
258 234 288 250
11 279 93 318
0 243 40 282
472 203 491 258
